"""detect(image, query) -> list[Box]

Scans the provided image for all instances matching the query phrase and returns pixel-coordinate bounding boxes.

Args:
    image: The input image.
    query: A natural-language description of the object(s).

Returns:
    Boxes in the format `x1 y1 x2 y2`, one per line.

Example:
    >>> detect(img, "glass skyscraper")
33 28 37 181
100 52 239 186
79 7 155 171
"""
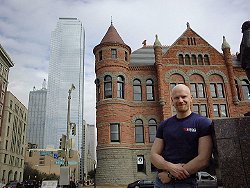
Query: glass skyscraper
44 18 85 150
27 79 47 148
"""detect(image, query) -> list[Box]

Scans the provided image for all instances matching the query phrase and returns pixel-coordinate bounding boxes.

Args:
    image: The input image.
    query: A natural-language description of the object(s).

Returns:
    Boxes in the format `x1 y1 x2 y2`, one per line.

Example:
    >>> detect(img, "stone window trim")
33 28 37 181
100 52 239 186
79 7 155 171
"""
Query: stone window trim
165 69 228 84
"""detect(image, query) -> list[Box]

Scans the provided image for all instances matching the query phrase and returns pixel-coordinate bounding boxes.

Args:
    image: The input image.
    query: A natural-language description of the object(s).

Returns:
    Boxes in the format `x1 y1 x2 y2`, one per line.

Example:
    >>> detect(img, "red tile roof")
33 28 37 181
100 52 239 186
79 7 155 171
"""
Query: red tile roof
100 24 125 45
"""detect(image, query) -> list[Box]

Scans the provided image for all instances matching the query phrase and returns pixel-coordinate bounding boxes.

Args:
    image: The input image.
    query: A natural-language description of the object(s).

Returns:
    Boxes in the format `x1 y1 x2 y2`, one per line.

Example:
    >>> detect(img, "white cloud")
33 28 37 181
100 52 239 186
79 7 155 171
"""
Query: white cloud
0 0 249 124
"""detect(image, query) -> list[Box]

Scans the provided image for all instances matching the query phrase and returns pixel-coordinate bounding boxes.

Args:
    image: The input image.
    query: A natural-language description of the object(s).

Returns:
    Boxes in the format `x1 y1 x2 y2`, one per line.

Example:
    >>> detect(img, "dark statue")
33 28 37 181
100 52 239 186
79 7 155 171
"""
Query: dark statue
238 21 250 80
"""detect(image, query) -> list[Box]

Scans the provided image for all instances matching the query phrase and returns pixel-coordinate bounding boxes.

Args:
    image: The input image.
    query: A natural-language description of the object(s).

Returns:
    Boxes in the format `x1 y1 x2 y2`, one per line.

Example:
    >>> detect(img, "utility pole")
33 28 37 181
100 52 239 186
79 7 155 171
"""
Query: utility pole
65 84 75 166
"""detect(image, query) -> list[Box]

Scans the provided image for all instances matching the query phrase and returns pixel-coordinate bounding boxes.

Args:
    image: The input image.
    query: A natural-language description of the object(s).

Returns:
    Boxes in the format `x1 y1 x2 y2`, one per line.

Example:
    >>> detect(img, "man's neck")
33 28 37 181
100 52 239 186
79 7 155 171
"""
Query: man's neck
176 110 192 119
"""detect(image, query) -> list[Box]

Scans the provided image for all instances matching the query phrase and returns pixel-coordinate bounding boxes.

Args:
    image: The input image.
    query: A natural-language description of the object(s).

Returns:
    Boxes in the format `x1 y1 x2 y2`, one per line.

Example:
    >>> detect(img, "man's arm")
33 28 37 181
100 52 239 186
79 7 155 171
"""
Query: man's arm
150 138 189 179
182 135 213 175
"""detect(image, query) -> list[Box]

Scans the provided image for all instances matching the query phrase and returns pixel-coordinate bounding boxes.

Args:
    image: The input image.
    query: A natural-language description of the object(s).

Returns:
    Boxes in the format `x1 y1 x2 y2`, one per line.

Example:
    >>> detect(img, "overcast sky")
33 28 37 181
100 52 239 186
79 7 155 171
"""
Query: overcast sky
0 0 249 124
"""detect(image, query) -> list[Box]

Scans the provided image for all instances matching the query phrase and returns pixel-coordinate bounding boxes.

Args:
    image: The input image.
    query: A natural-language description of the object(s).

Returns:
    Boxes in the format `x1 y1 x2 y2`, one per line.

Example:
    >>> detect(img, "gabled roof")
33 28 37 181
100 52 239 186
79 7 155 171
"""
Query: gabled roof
168 23 222 55
100 23 125 45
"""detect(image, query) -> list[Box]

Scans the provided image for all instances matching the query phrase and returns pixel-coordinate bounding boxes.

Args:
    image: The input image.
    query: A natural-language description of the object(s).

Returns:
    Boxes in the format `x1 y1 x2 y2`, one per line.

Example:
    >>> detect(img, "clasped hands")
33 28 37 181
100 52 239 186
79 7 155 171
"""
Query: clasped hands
158 163 190 184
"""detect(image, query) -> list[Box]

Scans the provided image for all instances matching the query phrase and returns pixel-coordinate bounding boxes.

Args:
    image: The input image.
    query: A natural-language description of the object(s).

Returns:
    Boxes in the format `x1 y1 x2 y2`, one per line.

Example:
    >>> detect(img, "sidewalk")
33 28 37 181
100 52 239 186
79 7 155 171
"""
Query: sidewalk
79 185 127 188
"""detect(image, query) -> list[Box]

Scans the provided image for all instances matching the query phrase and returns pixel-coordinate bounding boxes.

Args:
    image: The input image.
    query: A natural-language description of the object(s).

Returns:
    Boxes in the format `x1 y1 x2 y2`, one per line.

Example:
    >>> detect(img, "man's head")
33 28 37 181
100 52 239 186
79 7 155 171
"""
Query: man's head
171 84 193 118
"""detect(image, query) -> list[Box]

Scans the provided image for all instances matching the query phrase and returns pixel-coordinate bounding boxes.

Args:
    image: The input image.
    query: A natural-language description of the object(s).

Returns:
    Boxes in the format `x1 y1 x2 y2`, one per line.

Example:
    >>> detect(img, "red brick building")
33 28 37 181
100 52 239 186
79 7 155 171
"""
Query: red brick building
93 23 250 185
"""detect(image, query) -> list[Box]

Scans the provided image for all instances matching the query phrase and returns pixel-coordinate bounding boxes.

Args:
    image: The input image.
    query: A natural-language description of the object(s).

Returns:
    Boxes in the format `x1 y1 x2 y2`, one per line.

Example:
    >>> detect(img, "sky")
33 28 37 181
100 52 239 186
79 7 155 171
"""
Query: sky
0 0 249 125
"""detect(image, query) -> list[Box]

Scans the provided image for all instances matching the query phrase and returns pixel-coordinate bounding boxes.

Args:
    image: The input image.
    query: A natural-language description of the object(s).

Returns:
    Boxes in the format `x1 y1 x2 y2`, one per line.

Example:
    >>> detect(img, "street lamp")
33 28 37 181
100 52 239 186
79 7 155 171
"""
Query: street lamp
65 84 75 166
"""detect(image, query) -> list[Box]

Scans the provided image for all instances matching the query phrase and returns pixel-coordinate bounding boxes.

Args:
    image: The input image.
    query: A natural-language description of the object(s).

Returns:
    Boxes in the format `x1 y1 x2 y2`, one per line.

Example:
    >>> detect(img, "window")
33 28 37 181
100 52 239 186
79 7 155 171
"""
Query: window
210 83 225 98
190 83 205 98
235 80 240 100
110 123 120 142
242 80 250 100
117 76 124 99
111 49 117 59
5 140 8 150
125 51 128 61
98 50 102 61
193 104 208 117
8 112 11 123
146 79 154 101
178 54 184 65
185 55 191 65
135 119 144 143
137 155 146 172
104 75 112 98
133 79 142 101
148 119 157 143
95 79 100 101
213 104 228 118
198 55 203 65
204 55 210 65
10 100 13 109
4 154 7 163
191 55 197 65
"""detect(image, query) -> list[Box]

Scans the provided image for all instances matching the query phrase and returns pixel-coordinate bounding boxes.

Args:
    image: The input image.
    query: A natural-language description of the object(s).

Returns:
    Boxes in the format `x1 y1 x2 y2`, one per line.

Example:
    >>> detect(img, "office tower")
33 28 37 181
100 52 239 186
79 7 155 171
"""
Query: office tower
44 18 85 150
27 79 47 148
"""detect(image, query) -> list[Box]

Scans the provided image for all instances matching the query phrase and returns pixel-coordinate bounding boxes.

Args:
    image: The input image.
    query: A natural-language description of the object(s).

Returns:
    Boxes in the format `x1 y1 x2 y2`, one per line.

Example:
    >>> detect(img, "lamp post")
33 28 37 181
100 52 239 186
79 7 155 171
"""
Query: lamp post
65 84 75 166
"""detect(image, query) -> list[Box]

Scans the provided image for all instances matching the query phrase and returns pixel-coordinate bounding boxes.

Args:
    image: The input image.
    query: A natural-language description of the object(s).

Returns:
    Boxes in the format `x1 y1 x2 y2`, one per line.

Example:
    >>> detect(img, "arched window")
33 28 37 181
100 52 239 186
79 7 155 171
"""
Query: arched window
117 76 124 99
133 79 142 101
104 75 112 98
204 55 210 65
242 80 250 100
95 79 100 101
185 54 191 65
178 54 184 65
148 119 157 143
146 79 154 101
135 119 144 143
198 54 203 65
191 55 197 65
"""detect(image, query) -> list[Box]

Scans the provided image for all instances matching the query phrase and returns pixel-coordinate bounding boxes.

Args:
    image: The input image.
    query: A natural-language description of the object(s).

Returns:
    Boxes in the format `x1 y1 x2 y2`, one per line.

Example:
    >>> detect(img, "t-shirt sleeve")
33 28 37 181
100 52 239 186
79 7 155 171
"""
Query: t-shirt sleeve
156 122 164 139
197 117 212 137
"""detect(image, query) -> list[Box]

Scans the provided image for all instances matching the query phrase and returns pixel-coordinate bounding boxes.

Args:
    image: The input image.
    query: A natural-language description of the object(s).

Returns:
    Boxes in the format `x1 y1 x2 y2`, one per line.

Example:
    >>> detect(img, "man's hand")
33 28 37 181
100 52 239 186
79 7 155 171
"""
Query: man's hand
168 163 190 180
158 171 171 184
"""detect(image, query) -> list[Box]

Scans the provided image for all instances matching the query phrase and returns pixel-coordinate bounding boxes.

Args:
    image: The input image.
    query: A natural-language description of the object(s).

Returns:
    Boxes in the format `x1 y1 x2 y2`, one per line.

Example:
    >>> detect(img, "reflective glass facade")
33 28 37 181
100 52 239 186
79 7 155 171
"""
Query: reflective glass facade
45 18 84 149
27 86 47 148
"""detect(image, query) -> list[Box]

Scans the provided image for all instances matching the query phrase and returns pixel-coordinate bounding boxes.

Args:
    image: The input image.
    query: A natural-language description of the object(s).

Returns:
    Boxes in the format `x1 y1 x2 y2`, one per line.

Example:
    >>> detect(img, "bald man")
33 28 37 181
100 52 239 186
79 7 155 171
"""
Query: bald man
150 84 213 188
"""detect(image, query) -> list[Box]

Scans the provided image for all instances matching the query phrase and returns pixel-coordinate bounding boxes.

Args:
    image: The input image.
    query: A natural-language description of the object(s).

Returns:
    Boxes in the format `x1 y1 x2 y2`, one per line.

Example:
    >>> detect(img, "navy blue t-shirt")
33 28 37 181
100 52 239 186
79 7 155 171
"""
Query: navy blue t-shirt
156 112 212 164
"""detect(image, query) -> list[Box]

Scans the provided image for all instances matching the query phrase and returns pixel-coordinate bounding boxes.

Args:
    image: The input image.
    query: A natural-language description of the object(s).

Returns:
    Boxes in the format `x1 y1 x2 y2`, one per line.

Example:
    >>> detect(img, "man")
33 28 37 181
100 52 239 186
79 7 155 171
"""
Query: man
150 84 213 188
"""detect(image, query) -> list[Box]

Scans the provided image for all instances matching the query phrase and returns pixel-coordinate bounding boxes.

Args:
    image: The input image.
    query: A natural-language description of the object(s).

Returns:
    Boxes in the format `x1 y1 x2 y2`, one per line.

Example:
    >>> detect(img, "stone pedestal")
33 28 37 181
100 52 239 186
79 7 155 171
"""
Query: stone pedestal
213 117 250 188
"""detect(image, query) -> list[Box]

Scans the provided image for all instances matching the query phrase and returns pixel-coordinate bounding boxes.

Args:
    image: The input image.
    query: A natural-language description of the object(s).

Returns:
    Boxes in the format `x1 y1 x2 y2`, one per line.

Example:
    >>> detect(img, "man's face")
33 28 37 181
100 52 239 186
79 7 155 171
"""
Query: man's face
171 86 192 113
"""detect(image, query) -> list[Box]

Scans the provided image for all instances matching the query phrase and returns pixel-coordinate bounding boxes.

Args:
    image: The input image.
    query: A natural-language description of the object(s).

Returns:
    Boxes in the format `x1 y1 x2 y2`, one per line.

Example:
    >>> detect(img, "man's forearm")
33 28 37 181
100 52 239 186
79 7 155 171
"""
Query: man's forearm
150 153 170 171
182 155 210 175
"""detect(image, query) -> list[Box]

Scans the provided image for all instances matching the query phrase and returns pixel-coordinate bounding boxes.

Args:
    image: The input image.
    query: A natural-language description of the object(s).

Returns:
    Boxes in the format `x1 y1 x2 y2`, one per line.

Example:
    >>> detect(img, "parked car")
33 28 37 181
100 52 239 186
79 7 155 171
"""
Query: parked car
22 180 39 188
127 180 154 188
197 171 218 188
3 181 23 188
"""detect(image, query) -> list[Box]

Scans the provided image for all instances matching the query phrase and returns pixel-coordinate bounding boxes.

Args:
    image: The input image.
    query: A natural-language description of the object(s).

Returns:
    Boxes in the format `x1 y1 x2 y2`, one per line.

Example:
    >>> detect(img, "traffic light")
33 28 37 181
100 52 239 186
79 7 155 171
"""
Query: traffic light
71 123 76 136
59 134 66 149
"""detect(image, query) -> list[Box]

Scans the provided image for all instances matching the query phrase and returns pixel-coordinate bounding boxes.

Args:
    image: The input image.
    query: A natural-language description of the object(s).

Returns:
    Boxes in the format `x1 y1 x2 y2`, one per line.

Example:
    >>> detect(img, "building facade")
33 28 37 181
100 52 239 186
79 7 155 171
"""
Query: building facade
24 148 80 181
93 23 250 185
45 18 85 150
0 91 27 184
27 79 47 149
0 44 14 141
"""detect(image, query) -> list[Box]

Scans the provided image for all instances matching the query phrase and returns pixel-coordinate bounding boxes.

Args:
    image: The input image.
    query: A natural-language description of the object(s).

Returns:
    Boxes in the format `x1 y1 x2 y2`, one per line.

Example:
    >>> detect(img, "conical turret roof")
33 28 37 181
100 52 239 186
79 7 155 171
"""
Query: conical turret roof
100 23 125 45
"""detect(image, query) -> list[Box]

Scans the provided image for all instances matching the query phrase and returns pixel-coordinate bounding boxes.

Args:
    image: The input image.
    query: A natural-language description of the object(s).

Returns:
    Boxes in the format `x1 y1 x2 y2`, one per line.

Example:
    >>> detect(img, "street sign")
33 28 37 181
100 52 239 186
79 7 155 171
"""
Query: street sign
55 160 64 165
68 161 78 165
53 153 58 159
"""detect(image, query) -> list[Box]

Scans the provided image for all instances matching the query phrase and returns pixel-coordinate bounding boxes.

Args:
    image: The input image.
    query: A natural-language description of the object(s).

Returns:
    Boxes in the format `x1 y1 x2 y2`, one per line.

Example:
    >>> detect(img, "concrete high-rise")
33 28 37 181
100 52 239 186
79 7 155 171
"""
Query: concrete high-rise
44 18 85 150
27 79 47 148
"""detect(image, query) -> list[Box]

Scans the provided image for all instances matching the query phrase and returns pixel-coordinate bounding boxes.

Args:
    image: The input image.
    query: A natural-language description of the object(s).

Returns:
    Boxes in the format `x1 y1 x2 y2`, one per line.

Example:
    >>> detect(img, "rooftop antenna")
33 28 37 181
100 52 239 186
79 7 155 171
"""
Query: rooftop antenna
42 78 47 90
